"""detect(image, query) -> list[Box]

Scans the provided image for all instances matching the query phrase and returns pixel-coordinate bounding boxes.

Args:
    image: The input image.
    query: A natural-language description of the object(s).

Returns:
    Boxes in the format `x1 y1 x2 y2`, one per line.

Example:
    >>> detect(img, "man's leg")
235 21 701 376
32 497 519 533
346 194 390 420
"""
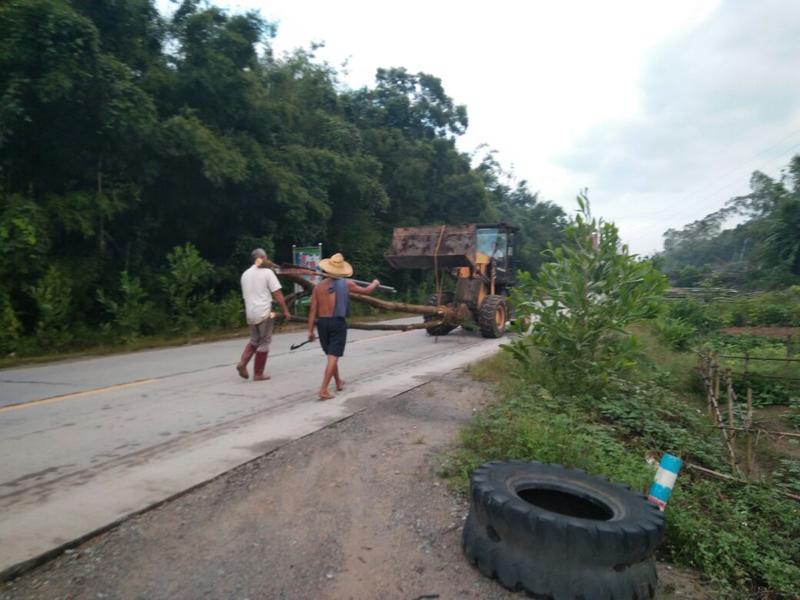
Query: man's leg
319 355 338 399
333 363 345 391
253 318 274 381
236 326 259 379
253 351 269 381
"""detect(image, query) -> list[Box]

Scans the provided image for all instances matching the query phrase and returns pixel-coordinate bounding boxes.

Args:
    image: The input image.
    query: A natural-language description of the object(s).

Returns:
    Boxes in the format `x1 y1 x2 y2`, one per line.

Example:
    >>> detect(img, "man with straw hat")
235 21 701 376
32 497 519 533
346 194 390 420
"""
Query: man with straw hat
307 253 380 400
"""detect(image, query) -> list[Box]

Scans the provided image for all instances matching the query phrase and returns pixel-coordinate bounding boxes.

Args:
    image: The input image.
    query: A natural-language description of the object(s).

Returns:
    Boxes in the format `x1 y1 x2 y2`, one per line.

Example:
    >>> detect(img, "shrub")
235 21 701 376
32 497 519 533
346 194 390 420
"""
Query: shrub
507 194 667 392
162 243 213 334
97 271 156 343
666 298 721 332
0 290 22 354
26 265 74 349
654 317 697 351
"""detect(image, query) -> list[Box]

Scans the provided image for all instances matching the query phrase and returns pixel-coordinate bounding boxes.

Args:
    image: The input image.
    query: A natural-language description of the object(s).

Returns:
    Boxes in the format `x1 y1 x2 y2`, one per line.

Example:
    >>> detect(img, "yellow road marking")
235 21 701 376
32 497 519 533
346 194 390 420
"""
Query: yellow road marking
0 379 158 414
2 327 414 413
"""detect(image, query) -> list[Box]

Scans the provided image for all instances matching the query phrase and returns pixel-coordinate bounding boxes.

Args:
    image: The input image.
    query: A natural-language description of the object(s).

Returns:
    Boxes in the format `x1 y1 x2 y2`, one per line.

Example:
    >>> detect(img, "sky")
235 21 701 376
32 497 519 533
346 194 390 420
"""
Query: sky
158 0 800 254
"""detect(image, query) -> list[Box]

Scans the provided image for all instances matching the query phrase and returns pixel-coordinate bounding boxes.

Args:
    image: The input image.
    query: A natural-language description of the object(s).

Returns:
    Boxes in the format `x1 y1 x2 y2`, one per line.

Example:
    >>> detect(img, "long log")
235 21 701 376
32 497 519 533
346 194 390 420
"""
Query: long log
268 260 453 319
345 293 447 316
280 314 442 331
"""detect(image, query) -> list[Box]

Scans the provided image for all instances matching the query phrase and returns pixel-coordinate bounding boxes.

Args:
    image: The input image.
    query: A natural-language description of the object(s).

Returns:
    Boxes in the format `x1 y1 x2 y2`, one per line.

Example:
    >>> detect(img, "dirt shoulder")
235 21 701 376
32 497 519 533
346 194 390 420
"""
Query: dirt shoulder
1 371 713 600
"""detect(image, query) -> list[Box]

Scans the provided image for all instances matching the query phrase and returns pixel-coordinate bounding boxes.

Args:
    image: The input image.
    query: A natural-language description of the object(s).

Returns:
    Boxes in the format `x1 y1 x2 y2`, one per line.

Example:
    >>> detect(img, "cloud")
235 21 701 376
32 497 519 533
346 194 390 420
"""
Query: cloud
560 0 800 252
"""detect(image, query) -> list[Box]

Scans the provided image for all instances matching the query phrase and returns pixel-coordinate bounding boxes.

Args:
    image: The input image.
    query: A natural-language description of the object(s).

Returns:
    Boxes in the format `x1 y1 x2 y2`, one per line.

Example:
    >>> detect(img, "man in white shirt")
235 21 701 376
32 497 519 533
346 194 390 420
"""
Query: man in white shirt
237 248 290 381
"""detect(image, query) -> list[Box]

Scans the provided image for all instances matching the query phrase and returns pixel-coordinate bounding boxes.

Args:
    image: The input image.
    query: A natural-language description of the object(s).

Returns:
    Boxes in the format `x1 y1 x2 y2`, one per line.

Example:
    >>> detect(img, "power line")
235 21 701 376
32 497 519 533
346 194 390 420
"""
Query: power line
628 135 800 228
623 138 800 247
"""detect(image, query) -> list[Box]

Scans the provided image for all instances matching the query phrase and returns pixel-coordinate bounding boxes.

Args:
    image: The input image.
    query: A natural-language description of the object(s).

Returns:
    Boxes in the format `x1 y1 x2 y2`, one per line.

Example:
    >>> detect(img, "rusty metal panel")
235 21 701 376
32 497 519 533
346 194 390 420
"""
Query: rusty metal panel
385 225 477 269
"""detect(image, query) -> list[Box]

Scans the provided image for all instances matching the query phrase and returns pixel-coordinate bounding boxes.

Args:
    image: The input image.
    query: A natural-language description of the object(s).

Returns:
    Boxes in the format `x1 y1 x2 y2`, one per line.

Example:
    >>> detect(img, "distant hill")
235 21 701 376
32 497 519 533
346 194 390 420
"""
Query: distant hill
657 155 800 290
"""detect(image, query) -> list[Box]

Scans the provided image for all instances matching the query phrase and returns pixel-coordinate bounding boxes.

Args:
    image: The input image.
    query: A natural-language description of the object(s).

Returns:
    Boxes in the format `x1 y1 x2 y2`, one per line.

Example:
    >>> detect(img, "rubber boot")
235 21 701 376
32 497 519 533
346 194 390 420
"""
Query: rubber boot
253 351 270 381
237 343 256 379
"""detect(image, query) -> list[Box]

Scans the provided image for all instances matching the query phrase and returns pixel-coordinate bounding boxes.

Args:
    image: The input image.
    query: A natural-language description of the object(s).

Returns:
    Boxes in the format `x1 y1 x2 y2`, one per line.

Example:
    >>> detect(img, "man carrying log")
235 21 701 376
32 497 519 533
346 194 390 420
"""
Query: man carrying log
237 248 290 381
307 253 379 400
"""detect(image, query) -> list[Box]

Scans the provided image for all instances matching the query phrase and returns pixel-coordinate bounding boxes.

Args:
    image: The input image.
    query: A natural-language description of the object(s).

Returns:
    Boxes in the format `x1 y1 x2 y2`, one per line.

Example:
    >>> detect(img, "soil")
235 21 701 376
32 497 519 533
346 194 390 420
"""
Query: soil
1 371 715 600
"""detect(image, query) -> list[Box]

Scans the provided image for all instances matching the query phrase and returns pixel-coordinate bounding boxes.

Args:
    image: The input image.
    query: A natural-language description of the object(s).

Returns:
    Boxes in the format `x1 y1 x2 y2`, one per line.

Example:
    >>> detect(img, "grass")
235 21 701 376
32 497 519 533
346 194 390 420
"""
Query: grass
442 327 800 598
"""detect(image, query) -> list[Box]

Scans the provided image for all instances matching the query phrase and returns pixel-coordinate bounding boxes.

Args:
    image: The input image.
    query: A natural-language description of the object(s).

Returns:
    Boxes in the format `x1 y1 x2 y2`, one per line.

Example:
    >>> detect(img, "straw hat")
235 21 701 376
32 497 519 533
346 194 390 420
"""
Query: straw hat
319 252 353 277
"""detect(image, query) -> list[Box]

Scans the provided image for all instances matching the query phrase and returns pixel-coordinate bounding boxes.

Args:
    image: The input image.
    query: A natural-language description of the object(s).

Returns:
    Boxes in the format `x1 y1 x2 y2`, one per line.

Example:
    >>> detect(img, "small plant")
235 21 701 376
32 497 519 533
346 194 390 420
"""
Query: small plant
26 265 74 349
97 271 155 343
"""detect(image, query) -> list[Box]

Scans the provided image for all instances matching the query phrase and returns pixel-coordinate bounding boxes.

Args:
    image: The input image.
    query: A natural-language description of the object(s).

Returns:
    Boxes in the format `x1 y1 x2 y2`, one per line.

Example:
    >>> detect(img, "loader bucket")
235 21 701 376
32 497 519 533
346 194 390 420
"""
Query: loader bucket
385 225 477 270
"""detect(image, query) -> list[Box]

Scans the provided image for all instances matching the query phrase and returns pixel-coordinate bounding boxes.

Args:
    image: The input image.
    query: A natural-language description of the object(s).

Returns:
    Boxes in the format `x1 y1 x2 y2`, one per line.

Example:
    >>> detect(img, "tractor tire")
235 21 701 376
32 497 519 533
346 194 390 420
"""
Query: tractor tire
424 293 456 336
478 294 507 338
463 461 665 600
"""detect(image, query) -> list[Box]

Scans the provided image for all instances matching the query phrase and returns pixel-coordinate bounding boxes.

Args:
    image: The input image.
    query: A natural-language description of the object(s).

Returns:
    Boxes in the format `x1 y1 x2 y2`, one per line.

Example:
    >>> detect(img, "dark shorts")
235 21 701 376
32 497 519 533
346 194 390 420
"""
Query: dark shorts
317 317 347 357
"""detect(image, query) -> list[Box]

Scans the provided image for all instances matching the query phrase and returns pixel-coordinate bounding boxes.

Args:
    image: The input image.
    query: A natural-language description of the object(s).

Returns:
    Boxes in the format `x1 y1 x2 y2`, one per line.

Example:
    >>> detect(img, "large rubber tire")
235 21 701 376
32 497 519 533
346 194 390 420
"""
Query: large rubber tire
463 461 665 599
478 295 507 338
424 293 456 336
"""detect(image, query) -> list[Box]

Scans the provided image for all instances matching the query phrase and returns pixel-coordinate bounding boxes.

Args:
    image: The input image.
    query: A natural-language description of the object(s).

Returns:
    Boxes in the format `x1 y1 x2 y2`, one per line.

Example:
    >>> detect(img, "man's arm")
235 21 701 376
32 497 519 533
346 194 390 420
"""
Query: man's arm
265 269 290 319
273 289 290 320
347 279 380 295
307 289 317 341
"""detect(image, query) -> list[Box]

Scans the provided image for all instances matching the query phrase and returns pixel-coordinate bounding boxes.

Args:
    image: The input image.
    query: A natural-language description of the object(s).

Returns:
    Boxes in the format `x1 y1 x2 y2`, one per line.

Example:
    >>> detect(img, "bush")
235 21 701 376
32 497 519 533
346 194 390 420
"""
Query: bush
162 243 213 335
507 194 667 392
97 271 157 343
26 265 74 349
0 290 22 354
196 290 244 330
666 298 721 332
714 288 800 328
654 317 697 351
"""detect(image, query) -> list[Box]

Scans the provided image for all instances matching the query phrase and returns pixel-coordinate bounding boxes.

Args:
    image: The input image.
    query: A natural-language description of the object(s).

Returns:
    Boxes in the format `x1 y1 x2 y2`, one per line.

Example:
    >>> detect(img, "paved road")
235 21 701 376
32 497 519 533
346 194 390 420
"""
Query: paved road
0 320 502 577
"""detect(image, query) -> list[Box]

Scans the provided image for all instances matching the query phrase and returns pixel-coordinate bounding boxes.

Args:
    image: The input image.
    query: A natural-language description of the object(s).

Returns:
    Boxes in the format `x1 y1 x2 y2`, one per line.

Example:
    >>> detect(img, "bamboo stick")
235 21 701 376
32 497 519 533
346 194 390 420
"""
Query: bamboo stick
746 387 754 478
686 463 800 502
705 356 714 419
712 423 800 439
713 360 721 426
725 369 735 446
708 357 739 476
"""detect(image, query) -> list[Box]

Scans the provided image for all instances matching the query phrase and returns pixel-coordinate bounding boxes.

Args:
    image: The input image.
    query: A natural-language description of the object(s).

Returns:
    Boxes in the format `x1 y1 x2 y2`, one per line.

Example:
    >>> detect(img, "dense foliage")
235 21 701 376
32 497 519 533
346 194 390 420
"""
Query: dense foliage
659 156 800 289
0 0 567 355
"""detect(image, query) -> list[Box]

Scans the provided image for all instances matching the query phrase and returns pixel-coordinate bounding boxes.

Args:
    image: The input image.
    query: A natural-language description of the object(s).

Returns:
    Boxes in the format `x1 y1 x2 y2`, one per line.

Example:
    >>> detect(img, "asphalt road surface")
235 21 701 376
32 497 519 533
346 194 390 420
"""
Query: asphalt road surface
0 319 502 578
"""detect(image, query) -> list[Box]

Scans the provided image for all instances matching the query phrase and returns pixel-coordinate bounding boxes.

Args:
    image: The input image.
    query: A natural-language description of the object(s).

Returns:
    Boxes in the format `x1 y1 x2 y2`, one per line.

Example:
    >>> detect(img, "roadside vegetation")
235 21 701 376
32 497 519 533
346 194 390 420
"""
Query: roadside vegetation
444 199 800 598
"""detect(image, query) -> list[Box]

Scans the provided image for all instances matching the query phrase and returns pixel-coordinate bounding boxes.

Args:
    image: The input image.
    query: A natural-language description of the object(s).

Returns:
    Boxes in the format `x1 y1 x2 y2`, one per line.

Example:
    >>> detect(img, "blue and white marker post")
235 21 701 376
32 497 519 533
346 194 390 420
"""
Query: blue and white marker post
648 453 682 511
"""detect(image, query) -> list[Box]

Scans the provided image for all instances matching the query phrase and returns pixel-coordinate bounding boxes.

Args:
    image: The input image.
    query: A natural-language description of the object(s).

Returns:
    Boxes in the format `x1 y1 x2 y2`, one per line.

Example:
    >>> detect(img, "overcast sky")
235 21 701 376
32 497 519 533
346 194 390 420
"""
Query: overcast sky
159 0 800 254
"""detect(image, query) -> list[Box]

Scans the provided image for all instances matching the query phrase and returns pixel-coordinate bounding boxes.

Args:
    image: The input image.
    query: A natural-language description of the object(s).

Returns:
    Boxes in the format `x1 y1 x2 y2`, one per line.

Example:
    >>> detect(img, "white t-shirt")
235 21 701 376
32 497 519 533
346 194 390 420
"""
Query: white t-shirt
240 265 282 325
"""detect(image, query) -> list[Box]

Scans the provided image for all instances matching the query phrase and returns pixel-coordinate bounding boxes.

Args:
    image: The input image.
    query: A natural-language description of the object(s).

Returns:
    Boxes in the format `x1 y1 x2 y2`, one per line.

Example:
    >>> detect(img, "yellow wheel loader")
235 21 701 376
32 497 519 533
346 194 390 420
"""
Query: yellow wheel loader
386 223 518 338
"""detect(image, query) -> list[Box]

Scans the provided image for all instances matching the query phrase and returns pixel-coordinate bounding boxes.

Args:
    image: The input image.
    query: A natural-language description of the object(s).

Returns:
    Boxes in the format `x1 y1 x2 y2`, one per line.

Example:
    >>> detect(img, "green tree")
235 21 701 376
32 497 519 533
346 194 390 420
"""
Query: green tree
507 194 667 391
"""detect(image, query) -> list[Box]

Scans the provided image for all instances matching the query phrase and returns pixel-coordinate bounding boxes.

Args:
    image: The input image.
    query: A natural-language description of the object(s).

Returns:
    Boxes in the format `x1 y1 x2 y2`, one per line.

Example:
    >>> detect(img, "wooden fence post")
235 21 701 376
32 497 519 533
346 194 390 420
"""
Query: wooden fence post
746 387 754 479
726 369 735 445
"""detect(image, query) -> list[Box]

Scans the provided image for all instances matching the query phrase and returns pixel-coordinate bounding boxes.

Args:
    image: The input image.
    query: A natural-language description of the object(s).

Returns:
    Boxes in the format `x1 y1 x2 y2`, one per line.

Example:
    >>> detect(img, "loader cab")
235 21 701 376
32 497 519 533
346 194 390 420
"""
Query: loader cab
476 224 517 291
